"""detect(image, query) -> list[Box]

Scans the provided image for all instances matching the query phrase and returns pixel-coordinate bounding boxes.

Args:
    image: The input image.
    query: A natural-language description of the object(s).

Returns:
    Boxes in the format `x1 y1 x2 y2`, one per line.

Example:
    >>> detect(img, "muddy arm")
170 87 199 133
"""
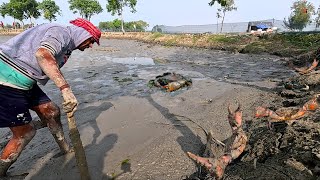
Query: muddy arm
35 48 68 89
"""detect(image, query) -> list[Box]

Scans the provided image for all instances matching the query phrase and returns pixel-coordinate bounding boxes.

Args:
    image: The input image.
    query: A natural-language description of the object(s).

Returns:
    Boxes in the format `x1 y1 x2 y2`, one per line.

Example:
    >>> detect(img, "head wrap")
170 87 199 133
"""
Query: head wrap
70 18 101 45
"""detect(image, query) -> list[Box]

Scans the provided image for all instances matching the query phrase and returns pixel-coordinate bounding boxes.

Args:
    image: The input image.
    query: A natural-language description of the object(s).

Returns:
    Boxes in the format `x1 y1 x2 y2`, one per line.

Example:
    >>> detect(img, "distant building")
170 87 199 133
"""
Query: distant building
247 21 274 32
151 19 318 34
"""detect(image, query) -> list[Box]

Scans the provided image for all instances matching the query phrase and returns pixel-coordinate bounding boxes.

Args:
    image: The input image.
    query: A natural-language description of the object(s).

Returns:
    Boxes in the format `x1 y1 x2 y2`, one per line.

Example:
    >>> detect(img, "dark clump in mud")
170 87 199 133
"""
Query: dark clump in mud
232 121 320 179
225 77 320 179
186 73 320 180
148 72 192 92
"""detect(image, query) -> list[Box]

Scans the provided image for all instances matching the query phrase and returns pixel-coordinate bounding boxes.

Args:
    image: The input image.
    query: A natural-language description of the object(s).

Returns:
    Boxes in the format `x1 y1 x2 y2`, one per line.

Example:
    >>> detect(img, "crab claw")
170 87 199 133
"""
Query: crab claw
254 106 270 118
187 152 227 180
187 152 212 169
295 59 319 74
303 95 319 111
228 103 242 130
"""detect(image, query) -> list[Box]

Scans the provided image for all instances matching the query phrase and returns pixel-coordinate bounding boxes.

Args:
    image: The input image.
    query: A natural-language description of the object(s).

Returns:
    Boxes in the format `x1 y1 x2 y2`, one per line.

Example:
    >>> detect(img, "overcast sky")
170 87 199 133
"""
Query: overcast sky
1 0 320 29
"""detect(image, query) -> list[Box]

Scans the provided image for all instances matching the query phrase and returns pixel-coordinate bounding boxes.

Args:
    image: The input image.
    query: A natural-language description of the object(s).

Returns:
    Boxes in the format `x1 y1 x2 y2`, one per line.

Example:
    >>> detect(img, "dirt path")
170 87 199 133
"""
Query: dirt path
0 37 318 180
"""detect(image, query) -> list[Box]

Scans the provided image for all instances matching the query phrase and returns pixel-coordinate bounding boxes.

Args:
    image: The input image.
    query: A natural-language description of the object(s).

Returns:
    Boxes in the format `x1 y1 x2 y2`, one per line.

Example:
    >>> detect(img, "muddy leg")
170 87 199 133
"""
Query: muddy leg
0 124 36 176
31 102 70 154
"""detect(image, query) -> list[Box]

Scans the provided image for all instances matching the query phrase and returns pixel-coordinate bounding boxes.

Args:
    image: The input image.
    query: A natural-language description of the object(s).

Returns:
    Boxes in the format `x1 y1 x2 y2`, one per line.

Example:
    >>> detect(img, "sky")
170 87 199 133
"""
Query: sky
1 0 320 29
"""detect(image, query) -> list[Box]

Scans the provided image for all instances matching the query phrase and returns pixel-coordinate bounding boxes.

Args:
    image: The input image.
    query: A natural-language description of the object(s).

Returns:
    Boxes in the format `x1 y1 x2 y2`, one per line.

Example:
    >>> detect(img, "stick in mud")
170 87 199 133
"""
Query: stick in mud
67 113 91 180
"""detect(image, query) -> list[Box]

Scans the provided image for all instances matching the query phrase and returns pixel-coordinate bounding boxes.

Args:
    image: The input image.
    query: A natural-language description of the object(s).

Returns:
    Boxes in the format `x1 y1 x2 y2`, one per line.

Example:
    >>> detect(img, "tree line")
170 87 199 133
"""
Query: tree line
1 0 320 33
209 0 320 32
0 0 139 32
99 19 148 32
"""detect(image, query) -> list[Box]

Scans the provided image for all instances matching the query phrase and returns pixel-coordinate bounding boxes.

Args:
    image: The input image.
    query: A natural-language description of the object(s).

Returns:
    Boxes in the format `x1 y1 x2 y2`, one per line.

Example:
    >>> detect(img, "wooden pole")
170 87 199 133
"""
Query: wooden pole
67 113 91 180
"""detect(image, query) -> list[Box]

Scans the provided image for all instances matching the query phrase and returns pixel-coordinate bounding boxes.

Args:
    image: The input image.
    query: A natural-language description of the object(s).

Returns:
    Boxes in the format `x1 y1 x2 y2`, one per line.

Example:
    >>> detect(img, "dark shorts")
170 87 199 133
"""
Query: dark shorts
0 84 51 127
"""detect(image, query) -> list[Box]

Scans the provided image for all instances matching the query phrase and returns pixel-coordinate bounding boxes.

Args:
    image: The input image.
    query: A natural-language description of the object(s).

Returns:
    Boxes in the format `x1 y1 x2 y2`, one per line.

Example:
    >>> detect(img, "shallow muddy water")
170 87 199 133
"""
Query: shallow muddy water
0 36 302 180
0 35 294 102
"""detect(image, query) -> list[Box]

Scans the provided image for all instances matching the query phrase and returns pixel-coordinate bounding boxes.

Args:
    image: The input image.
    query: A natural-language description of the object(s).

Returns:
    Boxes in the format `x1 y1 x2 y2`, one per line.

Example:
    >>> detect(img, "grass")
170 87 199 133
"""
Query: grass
102 31 320 62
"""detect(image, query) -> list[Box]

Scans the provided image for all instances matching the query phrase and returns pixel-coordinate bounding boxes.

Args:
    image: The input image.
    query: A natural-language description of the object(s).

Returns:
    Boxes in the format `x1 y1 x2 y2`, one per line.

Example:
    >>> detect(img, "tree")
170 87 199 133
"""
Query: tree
315 6 320 28
99 19 122 31
106 0 137 34
38 0 61 22
68 0 103 21
99 19 147 32
0 1 24 27
0 0 40 27
133 20 149 31
22 0 41 24
209 0 228 7
284 0 315 31
216 11 222 33
210 0 237 33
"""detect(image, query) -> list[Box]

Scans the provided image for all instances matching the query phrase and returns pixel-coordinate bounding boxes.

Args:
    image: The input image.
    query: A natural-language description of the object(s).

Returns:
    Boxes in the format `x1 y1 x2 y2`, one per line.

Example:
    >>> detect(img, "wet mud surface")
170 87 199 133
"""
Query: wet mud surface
0 36 319 180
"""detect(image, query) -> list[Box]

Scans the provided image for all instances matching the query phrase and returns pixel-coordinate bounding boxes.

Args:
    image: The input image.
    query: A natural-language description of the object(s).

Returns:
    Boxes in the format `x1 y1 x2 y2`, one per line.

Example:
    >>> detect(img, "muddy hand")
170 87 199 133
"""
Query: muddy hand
61 88 78 117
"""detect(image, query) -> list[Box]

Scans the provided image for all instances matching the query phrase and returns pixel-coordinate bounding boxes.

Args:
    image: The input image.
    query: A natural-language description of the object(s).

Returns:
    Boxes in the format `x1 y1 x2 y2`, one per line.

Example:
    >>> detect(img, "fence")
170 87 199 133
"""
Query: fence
152 19 320 34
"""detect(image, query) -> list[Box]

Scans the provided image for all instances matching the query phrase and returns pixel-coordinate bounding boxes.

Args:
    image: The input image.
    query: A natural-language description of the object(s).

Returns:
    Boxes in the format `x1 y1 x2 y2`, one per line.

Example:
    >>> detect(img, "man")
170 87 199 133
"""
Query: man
0 18 101 176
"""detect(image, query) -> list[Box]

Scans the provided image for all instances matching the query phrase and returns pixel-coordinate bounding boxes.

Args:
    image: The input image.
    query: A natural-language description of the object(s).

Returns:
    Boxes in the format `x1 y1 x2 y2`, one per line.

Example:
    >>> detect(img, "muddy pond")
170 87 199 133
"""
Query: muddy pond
1 36 312 180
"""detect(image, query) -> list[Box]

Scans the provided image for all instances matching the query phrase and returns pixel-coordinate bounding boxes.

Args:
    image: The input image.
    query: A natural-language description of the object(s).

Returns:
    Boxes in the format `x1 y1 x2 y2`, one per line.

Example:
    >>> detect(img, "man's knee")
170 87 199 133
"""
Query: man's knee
43 103 61 120
33 102 61 121
49 106 60 121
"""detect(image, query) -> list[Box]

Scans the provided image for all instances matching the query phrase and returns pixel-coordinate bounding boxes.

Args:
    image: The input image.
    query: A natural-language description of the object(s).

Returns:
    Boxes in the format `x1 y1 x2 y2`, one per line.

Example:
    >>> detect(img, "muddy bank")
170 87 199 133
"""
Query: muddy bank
2 30 320 59
103 32 320 60
0 36 319 179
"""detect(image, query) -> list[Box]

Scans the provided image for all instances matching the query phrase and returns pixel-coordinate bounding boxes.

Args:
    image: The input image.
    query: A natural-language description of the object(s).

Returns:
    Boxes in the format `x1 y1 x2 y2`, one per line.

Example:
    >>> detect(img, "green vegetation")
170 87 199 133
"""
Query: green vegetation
284 0 315 31
104 32 320 61
150 32 164 40
210 0 237 33
106 0 137 33
207 34 240 43
99 19 148 32
0 0 40 26
68 0 103 21
38 0 61 22
164 38 177 47
209 0 228 7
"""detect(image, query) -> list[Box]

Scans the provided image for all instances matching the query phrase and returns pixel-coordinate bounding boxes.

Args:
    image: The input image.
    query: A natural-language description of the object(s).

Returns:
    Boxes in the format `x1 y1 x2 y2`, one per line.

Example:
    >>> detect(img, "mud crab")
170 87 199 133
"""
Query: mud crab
255 94 319 127
186 103 247 180
292 59 319 75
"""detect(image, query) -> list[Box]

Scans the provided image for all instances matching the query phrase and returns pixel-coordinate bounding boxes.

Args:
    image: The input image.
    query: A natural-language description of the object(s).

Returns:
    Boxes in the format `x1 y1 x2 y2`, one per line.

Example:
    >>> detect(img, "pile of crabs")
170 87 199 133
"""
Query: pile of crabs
183 55 320 179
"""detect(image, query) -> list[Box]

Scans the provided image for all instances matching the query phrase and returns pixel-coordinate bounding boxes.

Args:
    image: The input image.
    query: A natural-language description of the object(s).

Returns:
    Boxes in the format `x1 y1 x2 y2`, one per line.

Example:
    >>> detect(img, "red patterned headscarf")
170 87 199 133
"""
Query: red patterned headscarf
70 18 101 45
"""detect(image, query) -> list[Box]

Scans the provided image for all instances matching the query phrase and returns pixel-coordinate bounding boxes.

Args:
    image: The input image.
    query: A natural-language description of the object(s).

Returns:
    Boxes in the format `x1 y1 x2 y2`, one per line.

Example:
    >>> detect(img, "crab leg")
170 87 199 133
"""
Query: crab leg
187 103 247 179
294 59 319 75
255 95 319 122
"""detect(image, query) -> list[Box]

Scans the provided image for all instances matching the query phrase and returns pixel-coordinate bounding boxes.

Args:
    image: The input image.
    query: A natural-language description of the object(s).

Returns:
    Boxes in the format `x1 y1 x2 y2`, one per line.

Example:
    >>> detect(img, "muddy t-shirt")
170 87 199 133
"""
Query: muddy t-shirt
0 23 91 85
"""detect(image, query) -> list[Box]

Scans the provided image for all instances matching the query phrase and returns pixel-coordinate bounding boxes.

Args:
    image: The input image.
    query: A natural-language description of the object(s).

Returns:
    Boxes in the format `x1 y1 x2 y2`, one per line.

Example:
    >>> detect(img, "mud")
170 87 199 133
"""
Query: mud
0 36 319 180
